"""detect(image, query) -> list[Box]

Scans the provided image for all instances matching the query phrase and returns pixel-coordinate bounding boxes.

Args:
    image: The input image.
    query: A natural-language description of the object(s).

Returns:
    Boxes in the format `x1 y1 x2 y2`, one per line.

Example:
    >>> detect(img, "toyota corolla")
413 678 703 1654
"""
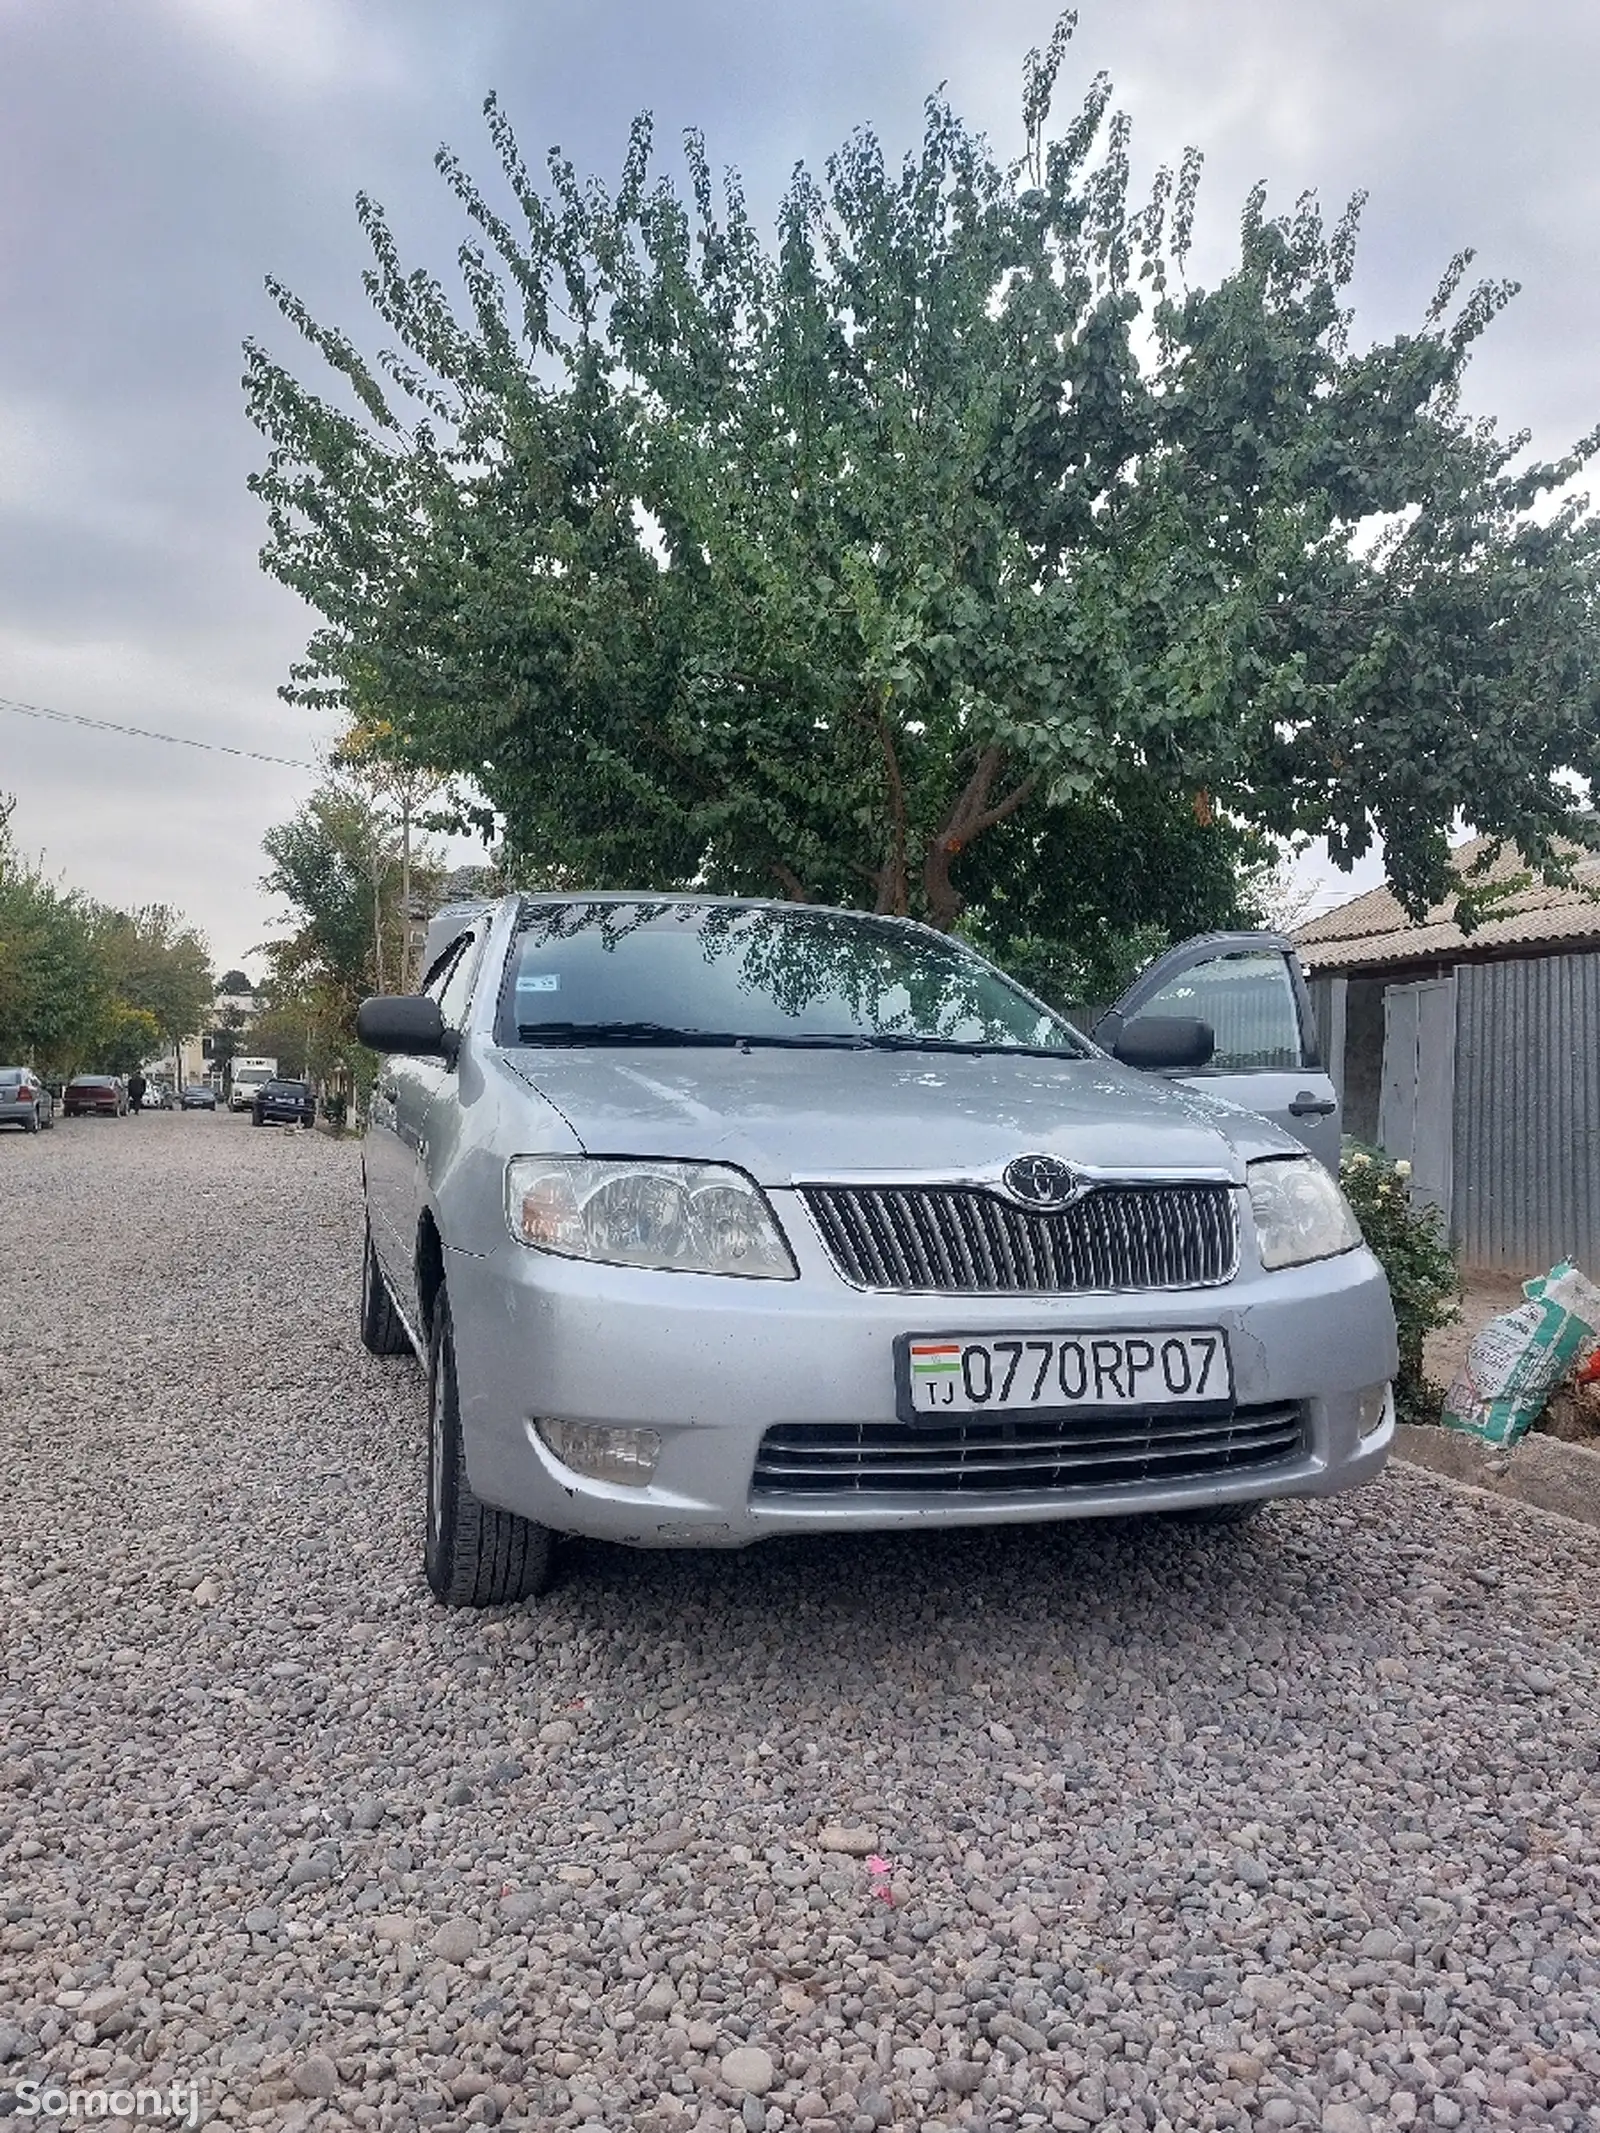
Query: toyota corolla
356 894 1397 1607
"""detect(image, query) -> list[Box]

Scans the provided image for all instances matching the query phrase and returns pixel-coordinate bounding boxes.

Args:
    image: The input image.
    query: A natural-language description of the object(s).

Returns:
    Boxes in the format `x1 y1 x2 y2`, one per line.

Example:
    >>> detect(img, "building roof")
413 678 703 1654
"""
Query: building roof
1295 831 1600 974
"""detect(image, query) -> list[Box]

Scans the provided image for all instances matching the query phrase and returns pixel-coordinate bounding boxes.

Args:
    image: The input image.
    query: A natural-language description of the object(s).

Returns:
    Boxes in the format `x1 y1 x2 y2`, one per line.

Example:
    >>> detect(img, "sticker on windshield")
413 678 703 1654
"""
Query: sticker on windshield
517 974 561 993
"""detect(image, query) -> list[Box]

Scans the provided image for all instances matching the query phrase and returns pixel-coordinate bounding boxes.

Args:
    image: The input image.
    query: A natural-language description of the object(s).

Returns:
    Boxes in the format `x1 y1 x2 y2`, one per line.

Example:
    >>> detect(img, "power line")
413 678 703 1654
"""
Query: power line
0 693 316 772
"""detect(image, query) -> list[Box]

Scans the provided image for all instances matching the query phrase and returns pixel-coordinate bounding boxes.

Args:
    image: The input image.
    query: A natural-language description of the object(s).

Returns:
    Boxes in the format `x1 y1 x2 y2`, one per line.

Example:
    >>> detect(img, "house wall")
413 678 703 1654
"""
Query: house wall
1452 949 1600 1273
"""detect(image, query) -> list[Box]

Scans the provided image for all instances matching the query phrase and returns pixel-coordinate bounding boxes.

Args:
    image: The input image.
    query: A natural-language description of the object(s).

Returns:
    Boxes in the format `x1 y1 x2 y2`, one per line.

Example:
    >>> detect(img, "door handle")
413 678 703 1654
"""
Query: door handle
1288 1093 1337 1117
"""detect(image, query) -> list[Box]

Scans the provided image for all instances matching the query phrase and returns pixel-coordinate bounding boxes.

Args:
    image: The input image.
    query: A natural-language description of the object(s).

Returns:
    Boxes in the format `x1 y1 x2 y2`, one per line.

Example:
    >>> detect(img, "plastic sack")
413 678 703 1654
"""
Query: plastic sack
1440 1261 1600 1447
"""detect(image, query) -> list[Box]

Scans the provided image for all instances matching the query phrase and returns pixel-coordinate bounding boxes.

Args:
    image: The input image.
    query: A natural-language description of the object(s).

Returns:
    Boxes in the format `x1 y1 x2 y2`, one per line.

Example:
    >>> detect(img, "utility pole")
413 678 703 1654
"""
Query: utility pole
369 836 386 995
399 781 414 992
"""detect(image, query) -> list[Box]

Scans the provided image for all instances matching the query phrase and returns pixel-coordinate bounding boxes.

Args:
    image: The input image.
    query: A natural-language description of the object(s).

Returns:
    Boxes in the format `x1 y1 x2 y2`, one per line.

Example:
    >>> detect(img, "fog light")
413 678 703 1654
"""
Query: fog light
1357 1383 1393 1439
534 1419 662 1486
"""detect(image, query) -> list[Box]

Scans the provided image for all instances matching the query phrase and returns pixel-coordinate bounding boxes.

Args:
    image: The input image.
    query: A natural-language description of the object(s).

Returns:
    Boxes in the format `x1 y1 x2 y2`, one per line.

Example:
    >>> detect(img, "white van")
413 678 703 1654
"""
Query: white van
228 1057 278 1111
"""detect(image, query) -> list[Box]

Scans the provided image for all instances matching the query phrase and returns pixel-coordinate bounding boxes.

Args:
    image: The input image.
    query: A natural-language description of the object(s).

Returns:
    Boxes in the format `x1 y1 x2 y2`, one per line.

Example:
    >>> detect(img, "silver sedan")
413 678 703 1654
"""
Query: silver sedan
358 895 1397 1606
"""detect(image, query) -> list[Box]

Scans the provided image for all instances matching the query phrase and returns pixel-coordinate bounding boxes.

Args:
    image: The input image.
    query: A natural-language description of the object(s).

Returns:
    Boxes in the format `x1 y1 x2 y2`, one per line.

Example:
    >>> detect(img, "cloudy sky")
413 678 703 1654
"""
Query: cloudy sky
2 0 1596 973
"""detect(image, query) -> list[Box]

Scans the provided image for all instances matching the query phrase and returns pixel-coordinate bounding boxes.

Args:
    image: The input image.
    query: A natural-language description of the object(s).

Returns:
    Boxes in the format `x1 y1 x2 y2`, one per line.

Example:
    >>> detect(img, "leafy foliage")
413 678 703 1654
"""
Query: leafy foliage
246 16 1599 952
1340 1144 1461 1421
258 775 445 1088
94 905 214 1066
0 796 212 1076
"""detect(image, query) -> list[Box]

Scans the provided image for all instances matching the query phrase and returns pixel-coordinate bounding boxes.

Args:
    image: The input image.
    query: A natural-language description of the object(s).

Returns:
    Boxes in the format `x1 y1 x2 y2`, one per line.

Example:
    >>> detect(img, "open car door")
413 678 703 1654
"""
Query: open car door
1093 931 1341 1171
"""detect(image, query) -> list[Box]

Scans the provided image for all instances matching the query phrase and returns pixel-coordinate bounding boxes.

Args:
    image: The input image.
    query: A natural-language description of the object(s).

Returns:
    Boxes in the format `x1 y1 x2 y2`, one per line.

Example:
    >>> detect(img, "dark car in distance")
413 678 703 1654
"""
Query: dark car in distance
180 1084 218 1110
252 1078 316 1128
63 1075 128 1118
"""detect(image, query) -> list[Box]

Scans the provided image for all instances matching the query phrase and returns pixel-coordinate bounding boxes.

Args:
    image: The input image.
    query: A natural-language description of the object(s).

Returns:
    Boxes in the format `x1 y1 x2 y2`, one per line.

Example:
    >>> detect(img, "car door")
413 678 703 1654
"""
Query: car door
367 929 485 1310
1093 931 1342 1170
366 934 471 1290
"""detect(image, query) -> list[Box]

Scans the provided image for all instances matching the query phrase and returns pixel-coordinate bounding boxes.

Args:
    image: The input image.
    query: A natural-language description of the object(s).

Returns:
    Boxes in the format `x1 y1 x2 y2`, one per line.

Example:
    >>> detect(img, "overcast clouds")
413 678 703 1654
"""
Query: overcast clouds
2 0 1596 971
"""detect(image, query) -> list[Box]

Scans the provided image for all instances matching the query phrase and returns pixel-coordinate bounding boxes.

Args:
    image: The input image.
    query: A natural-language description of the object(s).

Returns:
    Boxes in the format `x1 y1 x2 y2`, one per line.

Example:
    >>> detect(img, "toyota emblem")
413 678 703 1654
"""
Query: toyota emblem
1002 1154 1083 1209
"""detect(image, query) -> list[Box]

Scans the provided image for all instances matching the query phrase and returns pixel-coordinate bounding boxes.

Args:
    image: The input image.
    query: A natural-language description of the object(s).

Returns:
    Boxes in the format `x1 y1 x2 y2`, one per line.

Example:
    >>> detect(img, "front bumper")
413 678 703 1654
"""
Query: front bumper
448 1188 1399 1548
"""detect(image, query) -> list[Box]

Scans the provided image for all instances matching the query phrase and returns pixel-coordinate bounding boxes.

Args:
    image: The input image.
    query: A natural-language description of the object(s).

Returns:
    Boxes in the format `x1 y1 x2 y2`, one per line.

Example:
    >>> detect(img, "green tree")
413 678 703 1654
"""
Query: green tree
0 796 110 1071
259 779 444 1093
95 906 214 1074
246 17 1599 943
95 1004 163 1079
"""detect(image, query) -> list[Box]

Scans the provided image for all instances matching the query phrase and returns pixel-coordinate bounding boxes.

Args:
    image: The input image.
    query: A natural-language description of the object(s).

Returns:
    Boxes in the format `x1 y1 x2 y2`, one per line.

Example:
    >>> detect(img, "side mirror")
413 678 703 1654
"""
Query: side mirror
356 995 449 1058
1109 1015 1216 1072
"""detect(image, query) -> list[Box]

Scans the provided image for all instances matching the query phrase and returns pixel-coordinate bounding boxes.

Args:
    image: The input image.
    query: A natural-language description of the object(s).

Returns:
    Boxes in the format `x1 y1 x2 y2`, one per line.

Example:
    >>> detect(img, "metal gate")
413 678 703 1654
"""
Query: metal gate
1378 976 1457 1218
1452 952 1600 1271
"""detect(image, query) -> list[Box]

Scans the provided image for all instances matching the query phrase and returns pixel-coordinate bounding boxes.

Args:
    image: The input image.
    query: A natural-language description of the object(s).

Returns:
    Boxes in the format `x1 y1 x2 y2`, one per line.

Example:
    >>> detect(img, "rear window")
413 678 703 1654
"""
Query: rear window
262 1081 310 1096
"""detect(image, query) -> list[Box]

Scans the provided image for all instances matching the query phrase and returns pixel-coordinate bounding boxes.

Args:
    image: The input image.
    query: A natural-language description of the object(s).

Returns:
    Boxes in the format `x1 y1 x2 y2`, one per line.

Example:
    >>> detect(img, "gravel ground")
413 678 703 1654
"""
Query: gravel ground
3 1114 1599 2133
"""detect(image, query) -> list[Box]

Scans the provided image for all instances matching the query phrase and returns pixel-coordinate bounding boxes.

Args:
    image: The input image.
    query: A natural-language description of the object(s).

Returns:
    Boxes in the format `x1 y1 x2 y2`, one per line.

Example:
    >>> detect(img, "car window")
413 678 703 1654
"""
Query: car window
1131 948 1305 1071
436 934 482 1031
498 902 1088 1053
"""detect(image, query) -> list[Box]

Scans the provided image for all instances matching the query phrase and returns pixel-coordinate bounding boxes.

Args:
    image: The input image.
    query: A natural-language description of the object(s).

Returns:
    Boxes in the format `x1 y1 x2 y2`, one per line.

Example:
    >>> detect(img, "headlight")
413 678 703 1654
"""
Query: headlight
1247 1157 1362 1270
505 1156 797 1278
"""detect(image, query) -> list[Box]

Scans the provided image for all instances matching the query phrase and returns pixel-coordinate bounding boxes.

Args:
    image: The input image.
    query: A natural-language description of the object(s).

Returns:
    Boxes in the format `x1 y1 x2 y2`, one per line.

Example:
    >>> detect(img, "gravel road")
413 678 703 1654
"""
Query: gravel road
3 1115 1599 2133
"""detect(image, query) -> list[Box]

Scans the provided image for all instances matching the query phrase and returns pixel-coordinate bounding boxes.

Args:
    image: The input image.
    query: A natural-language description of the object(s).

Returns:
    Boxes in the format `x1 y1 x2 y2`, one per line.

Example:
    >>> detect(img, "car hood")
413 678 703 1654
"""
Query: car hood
501 1045 1299 1185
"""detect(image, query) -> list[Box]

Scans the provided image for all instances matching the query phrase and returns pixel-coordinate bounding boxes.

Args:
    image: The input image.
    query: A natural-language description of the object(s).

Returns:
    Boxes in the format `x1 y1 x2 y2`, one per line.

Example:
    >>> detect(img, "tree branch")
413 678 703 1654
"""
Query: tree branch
770 863 811 902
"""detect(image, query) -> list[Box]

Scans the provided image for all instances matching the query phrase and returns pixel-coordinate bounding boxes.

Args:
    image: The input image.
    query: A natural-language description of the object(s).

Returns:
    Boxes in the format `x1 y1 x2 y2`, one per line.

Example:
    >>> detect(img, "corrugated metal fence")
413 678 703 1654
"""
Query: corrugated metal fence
1452 951 1600 1271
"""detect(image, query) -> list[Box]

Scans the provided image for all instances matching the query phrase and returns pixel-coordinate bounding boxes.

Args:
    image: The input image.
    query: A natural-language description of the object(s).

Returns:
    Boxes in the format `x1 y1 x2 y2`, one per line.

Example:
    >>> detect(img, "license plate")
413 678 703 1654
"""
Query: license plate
898 1329 1233 1420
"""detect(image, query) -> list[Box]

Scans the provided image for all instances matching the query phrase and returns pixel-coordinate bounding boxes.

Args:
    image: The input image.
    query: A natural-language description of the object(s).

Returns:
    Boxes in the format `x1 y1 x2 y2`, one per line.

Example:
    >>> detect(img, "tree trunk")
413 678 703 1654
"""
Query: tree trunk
921 747 1038 930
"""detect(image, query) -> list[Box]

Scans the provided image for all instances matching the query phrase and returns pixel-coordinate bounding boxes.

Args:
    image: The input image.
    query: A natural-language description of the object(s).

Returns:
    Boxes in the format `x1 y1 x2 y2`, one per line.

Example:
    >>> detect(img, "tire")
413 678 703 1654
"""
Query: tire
425 1289 555 1607
360 1225 412 1357
24 1105 40 1135
1169 1498 1266 1527
41 1102 53 1129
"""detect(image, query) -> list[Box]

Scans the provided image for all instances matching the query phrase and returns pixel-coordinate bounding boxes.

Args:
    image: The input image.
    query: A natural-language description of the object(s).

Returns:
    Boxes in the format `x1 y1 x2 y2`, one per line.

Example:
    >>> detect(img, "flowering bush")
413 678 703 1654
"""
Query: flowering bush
1339 1144 1461 1421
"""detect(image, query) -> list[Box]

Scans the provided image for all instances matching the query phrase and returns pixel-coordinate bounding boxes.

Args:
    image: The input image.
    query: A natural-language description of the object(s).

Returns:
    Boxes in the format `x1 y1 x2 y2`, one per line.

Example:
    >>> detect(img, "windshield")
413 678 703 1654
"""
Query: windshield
498 901 1088 1055
263 1082 307 1096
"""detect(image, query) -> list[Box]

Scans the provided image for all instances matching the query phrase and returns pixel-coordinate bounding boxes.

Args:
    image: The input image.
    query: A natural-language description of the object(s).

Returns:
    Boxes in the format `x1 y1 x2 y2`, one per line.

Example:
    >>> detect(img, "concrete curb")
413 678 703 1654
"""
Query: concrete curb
1394 1421 1600 1532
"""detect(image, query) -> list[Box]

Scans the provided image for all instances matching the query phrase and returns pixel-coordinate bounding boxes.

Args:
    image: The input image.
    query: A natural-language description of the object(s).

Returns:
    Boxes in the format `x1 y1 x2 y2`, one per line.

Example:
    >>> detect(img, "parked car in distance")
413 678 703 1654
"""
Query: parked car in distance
63 1075 128 1118
180 1084 218 1110
356 893 1398 1609
0 1068 55 1132
252 1078 316 1128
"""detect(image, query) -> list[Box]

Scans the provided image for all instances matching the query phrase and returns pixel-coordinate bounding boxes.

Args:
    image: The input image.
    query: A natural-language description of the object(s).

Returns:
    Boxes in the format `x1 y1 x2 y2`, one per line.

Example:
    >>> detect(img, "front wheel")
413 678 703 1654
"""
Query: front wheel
426 1290 555 1607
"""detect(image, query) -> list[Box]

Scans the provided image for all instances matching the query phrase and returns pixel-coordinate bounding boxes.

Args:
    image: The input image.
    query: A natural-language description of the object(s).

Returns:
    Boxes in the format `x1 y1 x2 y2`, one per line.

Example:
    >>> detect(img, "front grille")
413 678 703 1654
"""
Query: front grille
752 1403 1304 1496
801 1183 1238 1292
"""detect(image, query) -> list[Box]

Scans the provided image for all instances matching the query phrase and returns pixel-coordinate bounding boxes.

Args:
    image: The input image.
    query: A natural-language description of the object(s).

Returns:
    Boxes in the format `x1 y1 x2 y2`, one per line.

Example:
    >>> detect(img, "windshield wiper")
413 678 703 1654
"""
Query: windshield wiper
857 1033 1086 1058
516 1021 737 1046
